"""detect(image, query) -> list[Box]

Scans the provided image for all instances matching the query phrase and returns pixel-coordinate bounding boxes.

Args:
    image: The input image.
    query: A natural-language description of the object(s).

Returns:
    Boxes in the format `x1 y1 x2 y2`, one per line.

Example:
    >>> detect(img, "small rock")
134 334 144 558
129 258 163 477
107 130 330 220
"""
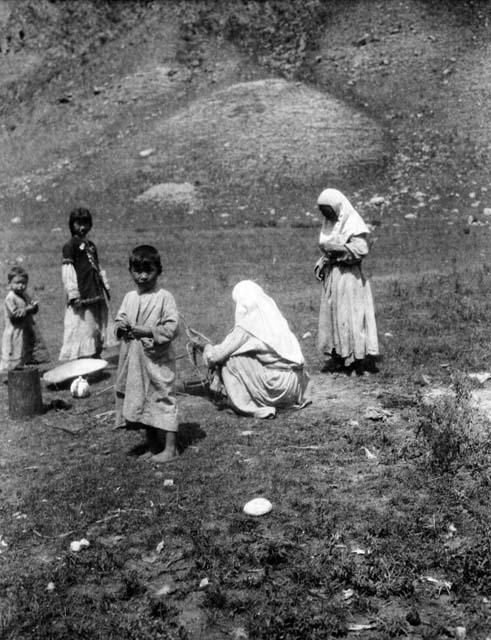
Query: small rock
405 213 417 219
468 372 491 385
199 577 209 589
342 588 354 600
11 217 21 224
369 195 386 206
364 406 392 420
70 538 90 553
355 33 371 46
243 497 272 516
46 582 55 592
351 546 367 555
455 627 466 640
483 208 491 216
139 148 155 158
362 446 377 460
302 331 312 339
154 583 173 597
163 478 174 487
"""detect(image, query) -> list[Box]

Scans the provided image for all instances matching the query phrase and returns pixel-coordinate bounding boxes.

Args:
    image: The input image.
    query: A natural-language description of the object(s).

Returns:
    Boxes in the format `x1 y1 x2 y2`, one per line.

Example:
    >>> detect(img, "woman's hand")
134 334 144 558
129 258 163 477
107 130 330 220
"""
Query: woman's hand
321 241 346 254
314 257 328 281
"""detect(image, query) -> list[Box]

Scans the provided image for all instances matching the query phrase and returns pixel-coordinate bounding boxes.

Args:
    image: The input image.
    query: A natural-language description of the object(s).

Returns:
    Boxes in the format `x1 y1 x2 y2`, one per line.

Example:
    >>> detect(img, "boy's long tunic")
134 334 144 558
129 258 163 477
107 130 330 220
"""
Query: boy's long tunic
114 288 179 432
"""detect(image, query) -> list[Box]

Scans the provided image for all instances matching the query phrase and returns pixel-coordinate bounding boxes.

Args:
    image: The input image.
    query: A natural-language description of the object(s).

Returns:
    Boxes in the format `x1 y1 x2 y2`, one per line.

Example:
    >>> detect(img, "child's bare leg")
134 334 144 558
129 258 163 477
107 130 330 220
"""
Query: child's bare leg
151 430 178 463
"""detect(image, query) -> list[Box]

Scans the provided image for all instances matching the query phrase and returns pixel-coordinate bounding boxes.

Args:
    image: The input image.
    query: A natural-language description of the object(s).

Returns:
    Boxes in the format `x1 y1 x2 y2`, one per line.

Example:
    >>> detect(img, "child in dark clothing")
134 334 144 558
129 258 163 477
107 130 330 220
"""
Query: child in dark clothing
59 207 113 360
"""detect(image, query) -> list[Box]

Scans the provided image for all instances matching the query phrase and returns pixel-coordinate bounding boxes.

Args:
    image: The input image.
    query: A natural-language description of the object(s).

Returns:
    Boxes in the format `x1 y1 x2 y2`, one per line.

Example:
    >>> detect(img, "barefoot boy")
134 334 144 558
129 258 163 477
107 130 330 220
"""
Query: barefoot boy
114 245 179 463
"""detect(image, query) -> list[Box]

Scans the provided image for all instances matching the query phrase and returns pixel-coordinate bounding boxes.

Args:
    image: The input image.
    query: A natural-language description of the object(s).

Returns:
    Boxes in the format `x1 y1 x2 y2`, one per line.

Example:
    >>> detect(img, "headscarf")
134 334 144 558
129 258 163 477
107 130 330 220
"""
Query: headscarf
232 280 304 365
317 188 369 245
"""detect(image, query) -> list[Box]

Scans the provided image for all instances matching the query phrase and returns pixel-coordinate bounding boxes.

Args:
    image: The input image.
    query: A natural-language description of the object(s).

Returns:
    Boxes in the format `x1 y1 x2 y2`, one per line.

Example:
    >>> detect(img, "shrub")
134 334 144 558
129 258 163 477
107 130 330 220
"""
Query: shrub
417 374 491 472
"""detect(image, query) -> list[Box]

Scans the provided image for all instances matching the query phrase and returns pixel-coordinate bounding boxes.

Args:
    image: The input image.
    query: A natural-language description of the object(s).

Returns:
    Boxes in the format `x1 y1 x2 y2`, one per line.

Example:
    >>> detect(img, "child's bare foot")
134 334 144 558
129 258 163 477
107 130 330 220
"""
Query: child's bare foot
150 447 179 463
138 451 152 460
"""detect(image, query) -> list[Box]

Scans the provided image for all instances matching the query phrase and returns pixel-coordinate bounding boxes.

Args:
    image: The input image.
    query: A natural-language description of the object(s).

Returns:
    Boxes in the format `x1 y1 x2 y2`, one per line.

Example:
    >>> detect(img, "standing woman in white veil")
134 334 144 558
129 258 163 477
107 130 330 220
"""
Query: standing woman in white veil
314 188 379 373
203 281 309 418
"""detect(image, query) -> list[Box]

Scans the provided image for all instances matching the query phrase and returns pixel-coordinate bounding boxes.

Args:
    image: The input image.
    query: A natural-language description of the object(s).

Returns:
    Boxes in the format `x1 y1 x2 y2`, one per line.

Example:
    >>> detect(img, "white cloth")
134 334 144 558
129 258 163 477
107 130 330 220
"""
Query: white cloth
62 263 80 301
232 281 304 366
317 188 369 245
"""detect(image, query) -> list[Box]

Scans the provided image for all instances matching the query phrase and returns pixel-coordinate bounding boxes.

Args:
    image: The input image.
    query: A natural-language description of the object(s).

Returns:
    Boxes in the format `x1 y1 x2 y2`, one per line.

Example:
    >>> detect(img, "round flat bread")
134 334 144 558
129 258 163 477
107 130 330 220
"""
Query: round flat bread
43 359 108 384
243 497 272 516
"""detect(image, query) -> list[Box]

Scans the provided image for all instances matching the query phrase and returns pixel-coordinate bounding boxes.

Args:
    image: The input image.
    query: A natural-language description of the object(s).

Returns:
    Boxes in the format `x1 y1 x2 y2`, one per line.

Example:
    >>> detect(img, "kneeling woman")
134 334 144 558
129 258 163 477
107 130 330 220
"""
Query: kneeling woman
203 281 309 419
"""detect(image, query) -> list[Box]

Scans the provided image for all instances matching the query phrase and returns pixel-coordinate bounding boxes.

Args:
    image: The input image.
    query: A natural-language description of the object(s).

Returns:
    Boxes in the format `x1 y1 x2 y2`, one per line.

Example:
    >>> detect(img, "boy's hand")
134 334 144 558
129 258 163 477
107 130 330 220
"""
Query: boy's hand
116 319 134 341
131 325 152 339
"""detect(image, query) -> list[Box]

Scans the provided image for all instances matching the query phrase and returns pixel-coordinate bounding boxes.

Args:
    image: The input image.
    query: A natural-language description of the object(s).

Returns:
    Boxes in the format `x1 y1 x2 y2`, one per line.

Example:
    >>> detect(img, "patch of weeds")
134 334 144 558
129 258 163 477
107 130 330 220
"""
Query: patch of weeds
122 570 147 600
250 537 295 568
417 374 491 472
377 615 409 639
248 589 348 640
447 534 491 596
202 585 228 609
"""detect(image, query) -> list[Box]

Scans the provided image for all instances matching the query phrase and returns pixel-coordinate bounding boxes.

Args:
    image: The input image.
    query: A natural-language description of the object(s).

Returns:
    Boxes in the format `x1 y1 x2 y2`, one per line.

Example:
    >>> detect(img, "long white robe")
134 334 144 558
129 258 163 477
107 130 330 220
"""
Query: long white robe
206 281 309 418
317 235 379 364
114 288 179 431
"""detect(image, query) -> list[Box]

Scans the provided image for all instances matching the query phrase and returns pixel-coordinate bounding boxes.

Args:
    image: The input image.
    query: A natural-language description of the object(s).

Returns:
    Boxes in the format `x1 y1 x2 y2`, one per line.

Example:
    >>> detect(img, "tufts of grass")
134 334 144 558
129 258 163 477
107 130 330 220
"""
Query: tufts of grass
417 374 491 472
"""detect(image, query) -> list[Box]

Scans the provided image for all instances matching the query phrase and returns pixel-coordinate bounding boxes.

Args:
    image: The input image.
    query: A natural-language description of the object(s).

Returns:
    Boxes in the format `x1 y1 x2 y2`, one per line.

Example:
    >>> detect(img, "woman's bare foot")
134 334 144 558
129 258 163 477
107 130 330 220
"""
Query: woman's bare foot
150 447 179 463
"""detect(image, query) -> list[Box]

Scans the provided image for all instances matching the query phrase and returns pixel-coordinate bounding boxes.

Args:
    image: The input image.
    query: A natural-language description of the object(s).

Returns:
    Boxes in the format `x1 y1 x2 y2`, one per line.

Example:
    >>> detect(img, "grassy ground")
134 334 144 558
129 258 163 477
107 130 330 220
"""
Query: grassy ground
1 1 491 639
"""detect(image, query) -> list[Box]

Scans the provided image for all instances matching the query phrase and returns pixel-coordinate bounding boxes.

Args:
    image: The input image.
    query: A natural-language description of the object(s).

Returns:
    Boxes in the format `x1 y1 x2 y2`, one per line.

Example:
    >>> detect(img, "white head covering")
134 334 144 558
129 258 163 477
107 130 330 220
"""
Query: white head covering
232 280 304 366
317 188 369 245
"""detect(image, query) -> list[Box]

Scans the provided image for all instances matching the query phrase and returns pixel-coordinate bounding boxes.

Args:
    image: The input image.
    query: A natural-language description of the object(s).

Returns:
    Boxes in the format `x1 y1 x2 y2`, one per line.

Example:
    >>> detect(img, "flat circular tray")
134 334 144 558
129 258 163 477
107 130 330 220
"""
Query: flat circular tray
43 359 108 385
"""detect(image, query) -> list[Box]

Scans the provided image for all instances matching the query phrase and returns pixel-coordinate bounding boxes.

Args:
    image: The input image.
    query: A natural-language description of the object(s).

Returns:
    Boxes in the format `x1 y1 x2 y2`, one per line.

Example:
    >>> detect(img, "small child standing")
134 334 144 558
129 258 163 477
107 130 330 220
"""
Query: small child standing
114 245 179 463
59 207 112 361
0 266 49 372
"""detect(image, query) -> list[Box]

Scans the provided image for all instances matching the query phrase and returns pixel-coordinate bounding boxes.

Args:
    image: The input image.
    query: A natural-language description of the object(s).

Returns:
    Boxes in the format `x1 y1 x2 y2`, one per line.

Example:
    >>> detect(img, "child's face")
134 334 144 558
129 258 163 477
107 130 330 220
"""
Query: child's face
10 275 28 294
72 219 91 238
130 264 159 293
